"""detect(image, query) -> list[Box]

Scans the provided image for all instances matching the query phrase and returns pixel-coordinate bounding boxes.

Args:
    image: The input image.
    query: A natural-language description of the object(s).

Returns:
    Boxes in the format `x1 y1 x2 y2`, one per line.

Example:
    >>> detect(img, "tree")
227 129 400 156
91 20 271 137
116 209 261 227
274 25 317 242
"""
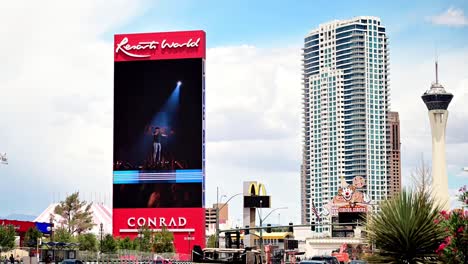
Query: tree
118 236 135 250
77 233 97 252
435 186 468 263
54 227 73 243
366 189 445 263
24 227 43 247
207 234 216 248
152 227 175 253
0 225 16 252
54 192 94 235
411 155 432 194
136 225 153 252
101 234 117 253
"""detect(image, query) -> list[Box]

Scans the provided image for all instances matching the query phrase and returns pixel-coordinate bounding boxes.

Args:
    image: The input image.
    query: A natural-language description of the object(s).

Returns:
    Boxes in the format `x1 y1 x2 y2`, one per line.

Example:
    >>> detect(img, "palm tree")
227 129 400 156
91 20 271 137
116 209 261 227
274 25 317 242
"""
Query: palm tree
366 189 445 263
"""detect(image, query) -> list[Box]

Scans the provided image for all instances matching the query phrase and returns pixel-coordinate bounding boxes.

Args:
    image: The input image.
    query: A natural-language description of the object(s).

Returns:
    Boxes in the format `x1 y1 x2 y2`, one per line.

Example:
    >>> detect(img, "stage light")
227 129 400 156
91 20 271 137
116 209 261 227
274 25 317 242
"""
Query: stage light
177 81 182 86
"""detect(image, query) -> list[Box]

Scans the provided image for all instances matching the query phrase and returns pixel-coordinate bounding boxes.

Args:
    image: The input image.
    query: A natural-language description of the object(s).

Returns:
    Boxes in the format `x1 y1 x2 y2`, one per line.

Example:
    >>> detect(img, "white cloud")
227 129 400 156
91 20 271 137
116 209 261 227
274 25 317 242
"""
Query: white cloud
0 0 148 215
430 7 468 27
205 45 303 224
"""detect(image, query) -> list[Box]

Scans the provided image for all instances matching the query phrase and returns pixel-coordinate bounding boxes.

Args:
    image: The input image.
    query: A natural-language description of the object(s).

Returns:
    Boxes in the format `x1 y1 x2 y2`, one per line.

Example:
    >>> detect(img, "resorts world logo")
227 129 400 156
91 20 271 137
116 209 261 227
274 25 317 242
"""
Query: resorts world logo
115 37 201 58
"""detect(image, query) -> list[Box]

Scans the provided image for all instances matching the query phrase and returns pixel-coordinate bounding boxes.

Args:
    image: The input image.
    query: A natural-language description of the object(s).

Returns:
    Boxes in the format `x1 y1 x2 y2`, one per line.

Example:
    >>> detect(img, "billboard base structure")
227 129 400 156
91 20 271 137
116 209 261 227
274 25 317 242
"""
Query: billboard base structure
112 30 206 255
113 208 205 256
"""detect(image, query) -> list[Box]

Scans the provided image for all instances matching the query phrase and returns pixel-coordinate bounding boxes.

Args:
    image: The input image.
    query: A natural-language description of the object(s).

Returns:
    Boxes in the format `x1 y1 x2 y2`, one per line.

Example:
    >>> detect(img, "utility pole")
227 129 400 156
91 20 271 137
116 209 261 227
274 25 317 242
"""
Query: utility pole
215 189 242 248
215 187 219 248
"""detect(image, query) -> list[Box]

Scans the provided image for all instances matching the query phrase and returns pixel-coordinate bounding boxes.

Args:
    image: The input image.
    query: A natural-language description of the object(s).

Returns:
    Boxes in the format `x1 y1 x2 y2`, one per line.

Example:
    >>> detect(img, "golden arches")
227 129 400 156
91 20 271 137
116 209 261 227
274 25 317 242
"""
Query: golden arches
249 182 267 196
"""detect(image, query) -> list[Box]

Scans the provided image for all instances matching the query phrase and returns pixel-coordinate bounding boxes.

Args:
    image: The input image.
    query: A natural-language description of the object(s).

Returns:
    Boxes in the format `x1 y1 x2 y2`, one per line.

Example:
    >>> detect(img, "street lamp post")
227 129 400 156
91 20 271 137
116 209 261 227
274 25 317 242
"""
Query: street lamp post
49 218 54 242
258 206 287 258
259 201 263 256
215 188 242 248
188 231 192 261
99 223 103 253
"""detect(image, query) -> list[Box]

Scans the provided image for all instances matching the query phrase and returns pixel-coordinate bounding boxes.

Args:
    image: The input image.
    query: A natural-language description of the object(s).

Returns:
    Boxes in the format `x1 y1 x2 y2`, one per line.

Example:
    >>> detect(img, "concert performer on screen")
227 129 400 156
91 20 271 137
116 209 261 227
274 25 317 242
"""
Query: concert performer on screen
153 127 167 163
147 188 162 208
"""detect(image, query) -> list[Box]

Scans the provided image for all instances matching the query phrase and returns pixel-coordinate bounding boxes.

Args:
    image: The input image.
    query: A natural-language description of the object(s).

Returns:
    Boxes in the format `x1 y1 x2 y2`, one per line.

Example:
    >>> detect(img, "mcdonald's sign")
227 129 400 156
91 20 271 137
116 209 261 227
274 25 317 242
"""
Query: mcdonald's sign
243 182 271 208
248 182 267 196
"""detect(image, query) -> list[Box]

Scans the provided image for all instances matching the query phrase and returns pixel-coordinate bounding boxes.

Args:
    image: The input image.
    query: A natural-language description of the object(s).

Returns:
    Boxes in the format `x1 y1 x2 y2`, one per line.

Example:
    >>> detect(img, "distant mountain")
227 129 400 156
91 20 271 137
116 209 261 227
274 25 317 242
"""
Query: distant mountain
1 214 37 221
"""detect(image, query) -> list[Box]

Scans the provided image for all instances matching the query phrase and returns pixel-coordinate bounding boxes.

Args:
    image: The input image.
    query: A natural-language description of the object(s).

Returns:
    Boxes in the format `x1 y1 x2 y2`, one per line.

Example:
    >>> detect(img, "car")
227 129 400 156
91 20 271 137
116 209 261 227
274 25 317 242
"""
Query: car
350 261 367 264
153 255 173 264
61 260 84 264
310 256 340 264
300 261 326 264
153 260 172 264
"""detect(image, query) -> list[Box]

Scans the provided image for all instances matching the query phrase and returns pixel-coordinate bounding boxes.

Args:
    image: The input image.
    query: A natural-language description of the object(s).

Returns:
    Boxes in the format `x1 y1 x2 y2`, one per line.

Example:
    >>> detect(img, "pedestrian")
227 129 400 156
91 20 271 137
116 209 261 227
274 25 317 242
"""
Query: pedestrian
9 254 14 264
45 254 52 264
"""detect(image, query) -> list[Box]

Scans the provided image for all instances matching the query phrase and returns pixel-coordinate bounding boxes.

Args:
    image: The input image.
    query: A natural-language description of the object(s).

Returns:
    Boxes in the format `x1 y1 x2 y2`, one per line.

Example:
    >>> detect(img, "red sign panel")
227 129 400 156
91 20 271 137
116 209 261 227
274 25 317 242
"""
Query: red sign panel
0 219 36 233
337 205 367 213
113 208 205 255
114 30 206 61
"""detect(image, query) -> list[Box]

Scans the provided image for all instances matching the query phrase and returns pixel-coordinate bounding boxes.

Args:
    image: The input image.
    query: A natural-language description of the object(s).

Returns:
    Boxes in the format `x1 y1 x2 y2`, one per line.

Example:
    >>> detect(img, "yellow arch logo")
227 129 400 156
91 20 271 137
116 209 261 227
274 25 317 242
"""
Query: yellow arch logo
249 182 266 196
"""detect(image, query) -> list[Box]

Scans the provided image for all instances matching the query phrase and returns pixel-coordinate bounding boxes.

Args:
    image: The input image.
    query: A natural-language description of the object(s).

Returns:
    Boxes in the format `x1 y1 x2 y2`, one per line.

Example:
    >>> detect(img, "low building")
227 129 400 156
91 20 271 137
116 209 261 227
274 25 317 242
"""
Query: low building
205 203 228 228
0 219 52 247
294 226 368 258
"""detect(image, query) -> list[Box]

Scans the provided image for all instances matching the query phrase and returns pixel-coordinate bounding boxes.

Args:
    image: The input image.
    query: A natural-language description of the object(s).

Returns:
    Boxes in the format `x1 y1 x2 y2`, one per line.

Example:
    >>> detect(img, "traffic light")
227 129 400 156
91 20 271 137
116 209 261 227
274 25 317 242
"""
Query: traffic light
235 231 241 249
245 225 250 235
266 224 272 233
226 232 233 248
311 221 315 231
288 222 293 233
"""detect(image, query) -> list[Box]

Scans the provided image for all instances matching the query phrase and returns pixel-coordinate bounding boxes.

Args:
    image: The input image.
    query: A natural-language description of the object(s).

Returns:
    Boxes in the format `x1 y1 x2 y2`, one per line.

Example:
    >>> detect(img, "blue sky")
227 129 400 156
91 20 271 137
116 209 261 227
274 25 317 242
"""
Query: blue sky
0 1 467 223
114 0 468 49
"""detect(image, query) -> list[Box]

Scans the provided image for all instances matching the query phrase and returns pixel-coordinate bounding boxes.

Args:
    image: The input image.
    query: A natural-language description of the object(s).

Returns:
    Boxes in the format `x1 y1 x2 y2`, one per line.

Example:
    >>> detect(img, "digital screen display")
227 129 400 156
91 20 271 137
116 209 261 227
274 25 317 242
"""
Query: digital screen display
113 58 204 208
113 58 202 171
